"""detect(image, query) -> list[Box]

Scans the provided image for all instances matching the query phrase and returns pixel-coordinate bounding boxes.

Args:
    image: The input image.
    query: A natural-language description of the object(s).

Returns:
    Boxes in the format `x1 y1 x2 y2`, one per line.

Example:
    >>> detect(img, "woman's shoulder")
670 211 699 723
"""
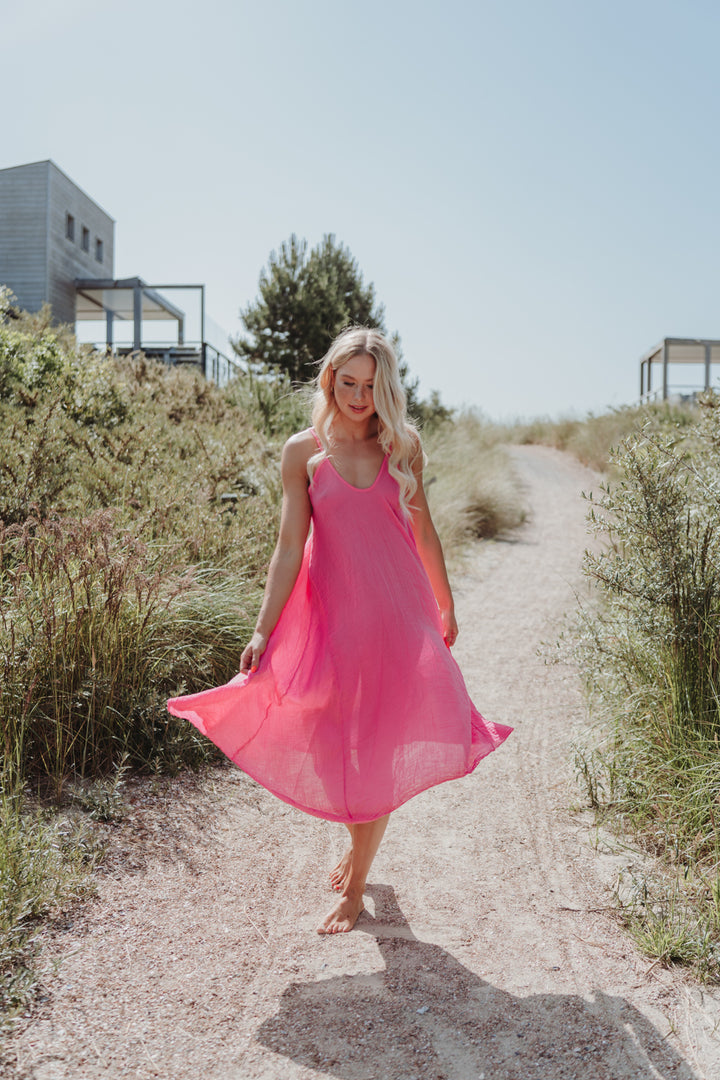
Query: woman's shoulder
281 428 319 470
284 427 319 452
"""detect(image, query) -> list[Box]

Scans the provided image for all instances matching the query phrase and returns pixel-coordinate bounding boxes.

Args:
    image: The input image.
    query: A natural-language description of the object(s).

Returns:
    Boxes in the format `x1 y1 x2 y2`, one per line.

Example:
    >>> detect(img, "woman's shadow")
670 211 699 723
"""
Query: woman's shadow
257 885 698 1080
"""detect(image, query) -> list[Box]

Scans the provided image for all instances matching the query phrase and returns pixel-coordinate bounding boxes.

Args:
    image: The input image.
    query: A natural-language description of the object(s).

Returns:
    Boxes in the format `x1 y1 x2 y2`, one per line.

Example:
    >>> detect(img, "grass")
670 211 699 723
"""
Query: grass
0 771 100 1024
571 393 720 979
425 412 526 559
507 400 697 472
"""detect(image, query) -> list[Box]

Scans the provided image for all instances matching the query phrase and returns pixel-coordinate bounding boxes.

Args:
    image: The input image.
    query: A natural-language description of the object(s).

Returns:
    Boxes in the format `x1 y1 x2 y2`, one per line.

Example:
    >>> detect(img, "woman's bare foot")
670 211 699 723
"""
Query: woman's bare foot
329 848 352 892
317 892 364 934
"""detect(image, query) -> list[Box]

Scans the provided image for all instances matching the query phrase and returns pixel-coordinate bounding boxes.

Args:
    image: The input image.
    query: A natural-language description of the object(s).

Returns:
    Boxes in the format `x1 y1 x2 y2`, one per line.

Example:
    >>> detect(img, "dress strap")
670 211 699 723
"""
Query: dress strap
310 427 322 449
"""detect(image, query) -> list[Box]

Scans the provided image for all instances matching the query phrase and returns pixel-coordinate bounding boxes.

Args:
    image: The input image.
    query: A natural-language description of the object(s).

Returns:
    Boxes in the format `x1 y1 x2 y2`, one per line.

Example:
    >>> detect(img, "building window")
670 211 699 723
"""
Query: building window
81 226 90 252
95 238 103 263
66 213 75 241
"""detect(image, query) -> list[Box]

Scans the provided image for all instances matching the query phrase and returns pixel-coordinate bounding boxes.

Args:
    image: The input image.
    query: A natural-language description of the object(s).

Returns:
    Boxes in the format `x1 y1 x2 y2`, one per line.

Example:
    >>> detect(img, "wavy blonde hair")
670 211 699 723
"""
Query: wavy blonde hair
310 326 421 515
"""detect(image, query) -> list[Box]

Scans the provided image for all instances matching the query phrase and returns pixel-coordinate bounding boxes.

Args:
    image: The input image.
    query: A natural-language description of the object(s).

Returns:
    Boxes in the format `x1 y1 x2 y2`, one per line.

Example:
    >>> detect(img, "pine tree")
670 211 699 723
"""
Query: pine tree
234 234 388 381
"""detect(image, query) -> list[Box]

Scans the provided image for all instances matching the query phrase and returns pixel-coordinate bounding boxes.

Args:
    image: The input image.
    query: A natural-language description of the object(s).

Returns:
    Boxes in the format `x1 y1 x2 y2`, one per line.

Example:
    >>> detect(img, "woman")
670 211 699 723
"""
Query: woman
168 327 512 934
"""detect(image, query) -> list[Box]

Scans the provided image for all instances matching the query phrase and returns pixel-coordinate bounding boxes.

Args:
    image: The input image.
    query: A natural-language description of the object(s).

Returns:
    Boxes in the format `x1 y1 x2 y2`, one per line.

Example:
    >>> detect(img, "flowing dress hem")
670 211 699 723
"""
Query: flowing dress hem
168 711 514 825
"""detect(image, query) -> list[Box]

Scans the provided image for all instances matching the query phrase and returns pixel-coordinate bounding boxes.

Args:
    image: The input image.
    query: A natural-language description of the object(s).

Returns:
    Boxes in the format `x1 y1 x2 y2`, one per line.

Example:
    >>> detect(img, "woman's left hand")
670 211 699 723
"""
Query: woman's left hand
440 607 458 648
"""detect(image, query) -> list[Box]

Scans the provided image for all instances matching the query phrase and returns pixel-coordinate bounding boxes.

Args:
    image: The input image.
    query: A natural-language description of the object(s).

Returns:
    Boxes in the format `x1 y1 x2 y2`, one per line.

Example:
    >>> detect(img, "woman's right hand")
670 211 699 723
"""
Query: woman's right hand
240 632 268 674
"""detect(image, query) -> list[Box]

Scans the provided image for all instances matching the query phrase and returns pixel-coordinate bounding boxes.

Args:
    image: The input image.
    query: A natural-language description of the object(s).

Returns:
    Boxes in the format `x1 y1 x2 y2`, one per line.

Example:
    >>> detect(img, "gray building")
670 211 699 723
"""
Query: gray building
0 159 237 384
0 159 114 323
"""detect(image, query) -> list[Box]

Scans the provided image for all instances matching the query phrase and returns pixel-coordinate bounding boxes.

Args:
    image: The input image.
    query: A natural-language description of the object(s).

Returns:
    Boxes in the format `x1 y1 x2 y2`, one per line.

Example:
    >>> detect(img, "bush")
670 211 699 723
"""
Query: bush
224 364 310 438
0 343 283 790
574 393 720 978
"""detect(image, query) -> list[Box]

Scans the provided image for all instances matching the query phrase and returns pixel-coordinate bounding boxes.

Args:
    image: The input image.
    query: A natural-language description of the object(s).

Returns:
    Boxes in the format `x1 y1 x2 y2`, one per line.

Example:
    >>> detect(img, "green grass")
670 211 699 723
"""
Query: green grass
572 393 720 979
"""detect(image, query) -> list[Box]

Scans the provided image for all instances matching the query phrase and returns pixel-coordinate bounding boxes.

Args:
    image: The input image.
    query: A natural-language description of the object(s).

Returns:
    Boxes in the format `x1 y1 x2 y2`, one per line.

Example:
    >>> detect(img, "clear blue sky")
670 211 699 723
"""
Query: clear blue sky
4 0 720 418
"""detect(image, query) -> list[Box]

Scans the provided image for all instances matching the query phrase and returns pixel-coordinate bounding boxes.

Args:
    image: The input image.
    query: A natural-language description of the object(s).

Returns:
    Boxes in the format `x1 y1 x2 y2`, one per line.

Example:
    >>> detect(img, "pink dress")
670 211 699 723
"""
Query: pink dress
167 433 512 823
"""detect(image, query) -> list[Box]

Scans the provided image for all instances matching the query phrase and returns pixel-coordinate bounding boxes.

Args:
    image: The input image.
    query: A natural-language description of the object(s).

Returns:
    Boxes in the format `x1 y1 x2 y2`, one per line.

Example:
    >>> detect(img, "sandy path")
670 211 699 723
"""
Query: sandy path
4 444 720 1079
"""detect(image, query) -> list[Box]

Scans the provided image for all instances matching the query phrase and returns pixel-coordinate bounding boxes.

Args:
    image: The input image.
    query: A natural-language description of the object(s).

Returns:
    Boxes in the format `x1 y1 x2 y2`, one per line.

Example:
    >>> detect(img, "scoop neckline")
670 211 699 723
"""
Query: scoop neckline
322 455 387 492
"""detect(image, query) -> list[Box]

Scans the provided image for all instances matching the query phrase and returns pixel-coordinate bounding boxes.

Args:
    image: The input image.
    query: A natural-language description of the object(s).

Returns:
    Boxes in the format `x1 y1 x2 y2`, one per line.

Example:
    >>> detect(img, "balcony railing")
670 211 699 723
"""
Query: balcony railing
88 340 242 387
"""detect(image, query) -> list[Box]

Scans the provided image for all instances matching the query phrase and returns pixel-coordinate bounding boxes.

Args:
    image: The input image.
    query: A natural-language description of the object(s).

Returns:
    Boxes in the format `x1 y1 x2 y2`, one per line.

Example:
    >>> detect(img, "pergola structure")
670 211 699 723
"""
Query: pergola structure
75 276 204 355
640 338 720 402
74 276 239 385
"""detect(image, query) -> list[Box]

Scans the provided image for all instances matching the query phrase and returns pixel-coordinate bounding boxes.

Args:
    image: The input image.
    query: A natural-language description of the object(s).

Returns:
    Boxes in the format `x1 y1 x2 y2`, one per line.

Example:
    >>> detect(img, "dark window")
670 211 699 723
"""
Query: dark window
95 238 103 263
81 226 90 252
66 213 75 241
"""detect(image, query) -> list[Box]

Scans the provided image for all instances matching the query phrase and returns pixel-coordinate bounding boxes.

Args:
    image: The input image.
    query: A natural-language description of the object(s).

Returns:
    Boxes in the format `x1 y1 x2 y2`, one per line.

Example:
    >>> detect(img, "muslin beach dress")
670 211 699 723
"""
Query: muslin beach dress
167 430 512 823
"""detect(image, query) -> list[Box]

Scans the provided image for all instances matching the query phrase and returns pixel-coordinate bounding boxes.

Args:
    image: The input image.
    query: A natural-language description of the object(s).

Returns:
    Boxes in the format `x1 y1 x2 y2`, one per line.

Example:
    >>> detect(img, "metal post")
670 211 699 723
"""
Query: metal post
647 358 652 395
106 309 114 353
178 316 185 346
133 283 142 352
705 343 711 391
200 285 206 377
662 340 669 400
640 359 645 400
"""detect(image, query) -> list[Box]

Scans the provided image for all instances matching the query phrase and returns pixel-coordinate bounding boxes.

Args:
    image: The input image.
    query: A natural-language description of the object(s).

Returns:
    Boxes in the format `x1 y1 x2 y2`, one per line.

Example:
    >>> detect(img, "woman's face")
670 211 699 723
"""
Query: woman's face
333 353 376 422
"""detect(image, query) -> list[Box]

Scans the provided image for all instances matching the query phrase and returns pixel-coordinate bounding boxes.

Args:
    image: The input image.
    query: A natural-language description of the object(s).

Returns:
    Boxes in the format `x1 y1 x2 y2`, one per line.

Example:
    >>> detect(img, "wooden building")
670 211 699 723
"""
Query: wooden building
0 160 115 323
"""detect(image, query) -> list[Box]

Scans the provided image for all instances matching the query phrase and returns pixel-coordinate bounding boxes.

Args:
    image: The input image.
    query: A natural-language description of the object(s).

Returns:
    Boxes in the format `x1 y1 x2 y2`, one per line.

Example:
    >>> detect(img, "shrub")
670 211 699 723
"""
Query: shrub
575 393 720 977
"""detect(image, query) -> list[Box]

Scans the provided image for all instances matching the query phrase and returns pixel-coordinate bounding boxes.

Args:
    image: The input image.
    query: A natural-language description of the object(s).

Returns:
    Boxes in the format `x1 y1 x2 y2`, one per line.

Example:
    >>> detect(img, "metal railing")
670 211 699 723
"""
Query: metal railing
639 384 710 405
203 343 242 387
87 340 242 387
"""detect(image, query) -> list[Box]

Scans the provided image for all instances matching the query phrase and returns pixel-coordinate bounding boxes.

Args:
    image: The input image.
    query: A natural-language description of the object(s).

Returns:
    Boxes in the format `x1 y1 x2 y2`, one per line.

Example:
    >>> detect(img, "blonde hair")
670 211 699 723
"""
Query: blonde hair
310 326 421 515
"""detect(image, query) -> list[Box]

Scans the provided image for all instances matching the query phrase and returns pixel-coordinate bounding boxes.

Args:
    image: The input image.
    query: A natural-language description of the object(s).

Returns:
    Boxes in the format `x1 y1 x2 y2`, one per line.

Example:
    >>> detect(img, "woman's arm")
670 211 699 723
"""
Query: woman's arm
408 449 459 647
239 434 313 673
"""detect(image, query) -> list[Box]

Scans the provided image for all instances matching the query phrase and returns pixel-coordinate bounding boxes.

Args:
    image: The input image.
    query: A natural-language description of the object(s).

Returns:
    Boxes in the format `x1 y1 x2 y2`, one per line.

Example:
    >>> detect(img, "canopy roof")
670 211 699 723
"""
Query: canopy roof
641 337 720 365
75 277 185 322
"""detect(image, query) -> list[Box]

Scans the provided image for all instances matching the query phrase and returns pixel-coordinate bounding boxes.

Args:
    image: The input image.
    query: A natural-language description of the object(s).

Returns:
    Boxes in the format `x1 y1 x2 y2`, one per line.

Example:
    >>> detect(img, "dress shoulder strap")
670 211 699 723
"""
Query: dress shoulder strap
309 427 322 449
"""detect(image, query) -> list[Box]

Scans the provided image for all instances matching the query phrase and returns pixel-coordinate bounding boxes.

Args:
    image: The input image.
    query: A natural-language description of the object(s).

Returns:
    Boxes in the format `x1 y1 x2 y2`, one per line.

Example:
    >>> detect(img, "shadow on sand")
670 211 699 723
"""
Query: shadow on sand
257 885 697 1080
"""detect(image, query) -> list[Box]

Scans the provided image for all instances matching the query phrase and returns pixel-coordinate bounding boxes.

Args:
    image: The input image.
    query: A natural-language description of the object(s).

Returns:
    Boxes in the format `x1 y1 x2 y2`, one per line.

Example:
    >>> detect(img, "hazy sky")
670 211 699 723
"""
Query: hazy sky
4 0 720 418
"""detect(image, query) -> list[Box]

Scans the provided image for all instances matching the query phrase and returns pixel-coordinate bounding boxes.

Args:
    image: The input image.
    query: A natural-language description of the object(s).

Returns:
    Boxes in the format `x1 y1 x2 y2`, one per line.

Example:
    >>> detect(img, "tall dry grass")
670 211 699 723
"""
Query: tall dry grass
424 413 526 559
508 401 697 473
573 393 720 978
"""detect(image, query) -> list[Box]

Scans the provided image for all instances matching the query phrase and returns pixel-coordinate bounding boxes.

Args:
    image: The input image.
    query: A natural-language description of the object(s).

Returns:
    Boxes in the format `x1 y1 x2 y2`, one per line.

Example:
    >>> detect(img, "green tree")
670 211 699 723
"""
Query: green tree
234 234 388 381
